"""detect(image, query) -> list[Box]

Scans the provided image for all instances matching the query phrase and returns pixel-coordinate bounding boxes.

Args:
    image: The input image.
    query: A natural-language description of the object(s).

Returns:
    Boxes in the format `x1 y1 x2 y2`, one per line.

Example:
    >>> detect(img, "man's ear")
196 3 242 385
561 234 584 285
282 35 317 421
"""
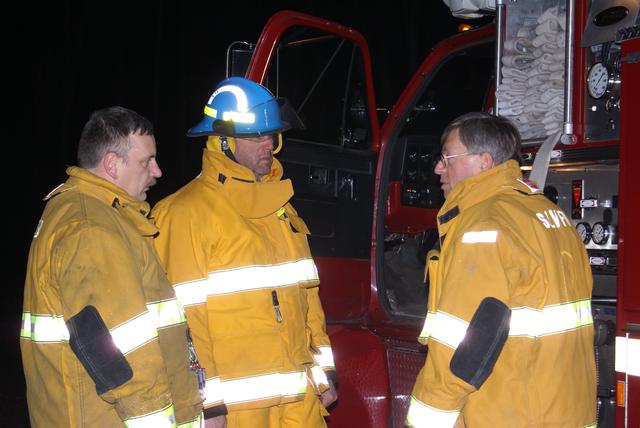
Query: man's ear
479 152 495 171
102 152 120 180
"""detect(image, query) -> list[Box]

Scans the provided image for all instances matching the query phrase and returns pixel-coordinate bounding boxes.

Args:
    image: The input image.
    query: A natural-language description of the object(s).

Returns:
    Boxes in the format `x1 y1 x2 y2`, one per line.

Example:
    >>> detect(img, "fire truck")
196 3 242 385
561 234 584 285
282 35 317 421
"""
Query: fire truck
226 0 639 426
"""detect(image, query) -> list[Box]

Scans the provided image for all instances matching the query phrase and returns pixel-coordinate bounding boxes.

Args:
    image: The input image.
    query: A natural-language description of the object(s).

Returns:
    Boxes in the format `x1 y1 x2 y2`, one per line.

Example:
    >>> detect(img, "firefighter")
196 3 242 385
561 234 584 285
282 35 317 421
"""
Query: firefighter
20 106 203 427
151 77 338 427
406 112 596 427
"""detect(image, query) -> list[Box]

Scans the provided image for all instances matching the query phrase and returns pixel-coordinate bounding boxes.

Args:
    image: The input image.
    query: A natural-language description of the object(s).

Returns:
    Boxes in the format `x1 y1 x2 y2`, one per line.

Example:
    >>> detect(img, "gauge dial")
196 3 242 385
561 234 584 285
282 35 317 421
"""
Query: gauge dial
587 62 610 99
591 222 610 245
576 222 592 244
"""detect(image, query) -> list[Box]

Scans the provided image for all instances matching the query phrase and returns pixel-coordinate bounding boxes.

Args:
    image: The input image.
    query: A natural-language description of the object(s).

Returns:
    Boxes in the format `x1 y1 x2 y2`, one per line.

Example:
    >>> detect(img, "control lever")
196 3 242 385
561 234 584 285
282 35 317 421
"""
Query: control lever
339 175 356 201
593 318 615 347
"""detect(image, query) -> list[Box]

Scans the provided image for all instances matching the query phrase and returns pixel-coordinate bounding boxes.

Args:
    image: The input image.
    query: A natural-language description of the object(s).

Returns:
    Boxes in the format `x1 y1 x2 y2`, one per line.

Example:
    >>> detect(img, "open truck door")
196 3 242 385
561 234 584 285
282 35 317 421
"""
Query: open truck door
244 12 385 426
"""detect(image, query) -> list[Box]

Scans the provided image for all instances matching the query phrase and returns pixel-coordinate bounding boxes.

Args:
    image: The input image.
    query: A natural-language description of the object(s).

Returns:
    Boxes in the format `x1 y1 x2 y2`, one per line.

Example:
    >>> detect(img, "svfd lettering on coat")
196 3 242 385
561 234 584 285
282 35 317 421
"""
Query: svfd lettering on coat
535 209 572 229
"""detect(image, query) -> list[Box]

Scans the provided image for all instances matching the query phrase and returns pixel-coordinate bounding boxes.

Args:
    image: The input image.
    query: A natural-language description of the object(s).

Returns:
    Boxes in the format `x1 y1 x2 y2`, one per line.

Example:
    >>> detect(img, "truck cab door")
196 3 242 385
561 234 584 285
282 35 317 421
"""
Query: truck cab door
243 12 393 427
245 12 380 322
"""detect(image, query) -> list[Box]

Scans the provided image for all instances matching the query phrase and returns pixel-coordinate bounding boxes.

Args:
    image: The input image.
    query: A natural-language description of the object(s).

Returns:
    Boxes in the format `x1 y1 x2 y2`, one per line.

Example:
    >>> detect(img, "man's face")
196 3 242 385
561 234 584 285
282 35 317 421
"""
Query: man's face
115 132 162 201
234 135 275 180
434 128 484 198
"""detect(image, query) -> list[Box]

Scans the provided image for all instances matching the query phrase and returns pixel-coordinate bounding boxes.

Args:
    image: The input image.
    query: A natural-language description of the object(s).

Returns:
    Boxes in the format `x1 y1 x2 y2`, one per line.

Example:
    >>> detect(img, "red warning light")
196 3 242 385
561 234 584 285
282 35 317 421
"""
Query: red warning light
571 179 583 219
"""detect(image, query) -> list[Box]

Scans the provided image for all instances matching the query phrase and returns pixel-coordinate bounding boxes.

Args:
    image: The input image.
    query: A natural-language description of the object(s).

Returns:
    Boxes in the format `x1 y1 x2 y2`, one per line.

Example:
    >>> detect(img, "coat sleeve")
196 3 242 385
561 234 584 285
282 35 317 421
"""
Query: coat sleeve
306 286 337 388
407 220 518 427
285 202 337 388
55 226 175 423
151 204 226 417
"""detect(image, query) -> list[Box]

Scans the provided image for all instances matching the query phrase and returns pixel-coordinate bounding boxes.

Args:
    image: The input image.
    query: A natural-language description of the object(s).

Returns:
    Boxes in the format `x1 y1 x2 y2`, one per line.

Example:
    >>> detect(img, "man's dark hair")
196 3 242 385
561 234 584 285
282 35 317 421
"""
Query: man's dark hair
441 112 522 165
77 106 154 168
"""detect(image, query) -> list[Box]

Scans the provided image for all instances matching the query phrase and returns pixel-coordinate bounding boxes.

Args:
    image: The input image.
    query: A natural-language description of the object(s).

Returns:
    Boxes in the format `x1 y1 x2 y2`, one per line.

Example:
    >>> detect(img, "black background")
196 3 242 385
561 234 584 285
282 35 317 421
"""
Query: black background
5 1 486 424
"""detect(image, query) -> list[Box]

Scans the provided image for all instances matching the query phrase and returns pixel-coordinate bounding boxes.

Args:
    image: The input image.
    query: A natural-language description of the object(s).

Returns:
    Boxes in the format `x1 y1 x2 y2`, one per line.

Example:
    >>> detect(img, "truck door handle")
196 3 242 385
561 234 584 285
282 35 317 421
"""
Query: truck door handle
339 176 356 201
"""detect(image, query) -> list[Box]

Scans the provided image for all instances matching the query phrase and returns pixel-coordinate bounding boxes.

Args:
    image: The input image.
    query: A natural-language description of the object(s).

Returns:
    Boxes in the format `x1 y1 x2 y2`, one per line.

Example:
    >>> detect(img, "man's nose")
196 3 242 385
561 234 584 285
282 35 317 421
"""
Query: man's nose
259 138 274 152
151 160 162 178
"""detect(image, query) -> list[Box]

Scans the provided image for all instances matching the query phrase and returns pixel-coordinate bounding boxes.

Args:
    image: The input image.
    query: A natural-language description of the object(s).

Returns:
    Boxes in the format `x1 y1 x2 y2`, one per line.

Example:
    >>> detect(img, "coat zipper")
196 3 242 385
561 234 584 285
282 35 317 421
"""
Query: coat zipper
272 290 283 323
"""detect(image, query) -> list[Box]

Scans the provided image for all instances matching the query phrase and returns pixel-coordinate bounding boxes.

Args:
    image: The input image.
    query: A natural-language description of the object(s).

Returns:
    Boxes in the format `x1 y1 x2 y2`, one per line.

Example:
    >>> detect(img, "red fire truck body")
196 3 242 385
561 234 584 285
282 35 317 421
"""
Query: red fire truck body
227 1 640 426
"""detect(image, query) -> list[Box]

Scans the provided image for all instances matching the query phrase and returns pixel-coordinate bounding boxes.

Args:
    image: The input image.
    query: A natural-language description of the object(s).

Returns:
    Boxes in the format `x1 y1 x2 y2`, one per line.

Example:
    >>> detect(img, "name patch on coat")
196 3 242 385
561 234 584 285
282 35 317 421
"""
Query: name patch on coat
462 231 498 243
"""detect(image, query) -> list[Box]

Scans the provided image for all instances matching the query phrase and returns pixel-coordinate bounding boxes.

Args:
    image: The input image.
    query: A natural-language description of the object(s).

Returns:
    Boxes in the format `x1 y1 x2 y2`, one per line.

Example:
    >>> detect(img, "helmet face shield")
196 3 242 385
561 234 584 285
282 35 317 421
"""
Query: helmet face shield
187 77 304 138
276 98 305 133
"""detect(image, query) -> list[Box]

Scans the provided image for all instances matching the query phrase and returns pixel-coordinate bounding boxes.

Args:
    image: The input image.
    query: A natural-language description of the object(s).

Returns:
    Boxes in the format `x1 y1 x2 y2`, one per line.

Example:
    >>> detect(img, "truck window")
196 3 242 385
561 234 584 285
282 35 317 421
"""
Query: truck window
256 25 377 274
264 27 371 149
401 42 494 137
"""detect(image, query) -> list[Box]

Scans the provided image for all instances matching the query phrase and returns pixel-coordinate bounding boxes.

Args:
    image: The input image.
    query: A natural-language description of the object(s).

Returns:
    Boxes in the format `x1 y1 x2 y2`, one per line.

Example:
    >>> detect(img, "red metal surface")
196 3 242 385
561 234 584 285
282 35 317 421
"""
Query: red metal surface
326 325 391 428
385 181 438 234
317 256 370 321
245 10 381 152
387 339 427 428
615 37 640 428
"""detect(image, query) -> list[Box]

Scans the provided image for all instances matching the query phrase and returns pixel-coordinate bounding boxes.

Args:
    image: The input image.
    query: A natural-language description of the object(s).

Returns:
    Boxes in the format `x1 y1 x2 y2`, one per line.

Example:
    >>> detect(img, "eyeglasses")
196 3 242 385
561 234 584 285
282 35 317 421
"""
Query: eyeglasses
435 152 473 167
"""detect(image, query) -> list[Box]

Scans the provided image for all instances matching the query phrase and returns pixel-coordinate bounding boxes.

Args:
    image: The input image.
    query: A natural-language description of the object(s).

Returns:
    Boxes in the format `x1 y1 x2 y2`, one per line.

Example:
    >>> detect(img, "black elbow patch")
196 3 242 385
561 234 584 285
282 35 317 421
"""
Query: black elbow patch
66 305 133 395
450 297 510 389
204 404 228 418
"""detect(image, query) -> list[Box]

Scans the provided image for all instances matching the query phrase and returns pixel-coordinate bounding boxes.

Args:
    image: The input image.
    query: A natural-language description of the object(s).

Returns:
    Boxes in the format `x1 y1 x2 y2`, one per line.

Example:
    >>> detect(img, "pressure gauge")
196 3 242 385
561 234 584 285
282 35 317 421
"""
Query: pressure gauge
587 62 610 99
576 222 592 244
591 222 611 245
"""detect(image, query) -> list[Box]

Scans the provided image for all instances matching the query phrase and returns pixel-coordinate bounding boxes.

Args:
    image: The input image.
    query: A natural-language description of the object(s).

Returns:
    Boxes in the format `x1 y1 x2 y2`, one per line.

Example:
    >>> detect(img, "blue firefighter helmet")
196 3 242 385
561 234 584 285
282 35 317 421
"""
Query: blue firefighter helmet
187 77 295 137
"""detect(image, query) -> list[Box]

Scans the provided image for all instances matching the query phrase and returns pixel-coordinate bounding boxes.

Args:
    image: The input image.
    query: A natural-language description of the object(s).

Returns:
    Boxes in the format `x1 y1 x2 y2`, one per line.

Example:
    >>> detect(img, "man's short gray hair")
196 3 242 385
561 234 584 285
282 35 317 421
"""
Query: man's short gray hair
441 112 522 165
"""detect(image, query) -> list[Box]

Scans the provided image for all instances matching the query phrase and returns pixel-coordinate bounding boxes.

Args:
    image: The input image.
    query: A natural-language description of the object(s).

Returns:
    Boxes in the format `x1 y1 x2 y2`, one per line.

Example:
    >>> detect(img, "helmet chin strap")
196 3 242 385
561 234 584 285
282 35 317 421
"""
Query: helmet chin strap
273 133 283 154
220 136 238 163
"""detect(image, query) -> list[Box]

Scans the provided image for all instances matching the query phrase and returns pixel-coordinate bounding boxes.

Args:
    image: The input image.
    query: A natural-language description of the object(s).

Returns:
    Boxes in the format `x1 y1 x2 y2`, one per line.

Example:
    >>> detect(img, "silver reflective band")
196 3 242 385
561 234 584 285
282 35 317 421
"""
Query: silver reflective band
111 311 158 355
509 299 593 337
174 258 319 306
222 111 255 124
124 403 176 428
419 299 593 349
210 85 248 111
221 371 307 405
111 298 188 355
21 298 187 355
418 311 468 349
311 365 329 387
461 230 497 243
406 396 460 428
20 312 69 342
203 376 224 407
149 299 187 329
615 336 640 377
315 345 335 369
